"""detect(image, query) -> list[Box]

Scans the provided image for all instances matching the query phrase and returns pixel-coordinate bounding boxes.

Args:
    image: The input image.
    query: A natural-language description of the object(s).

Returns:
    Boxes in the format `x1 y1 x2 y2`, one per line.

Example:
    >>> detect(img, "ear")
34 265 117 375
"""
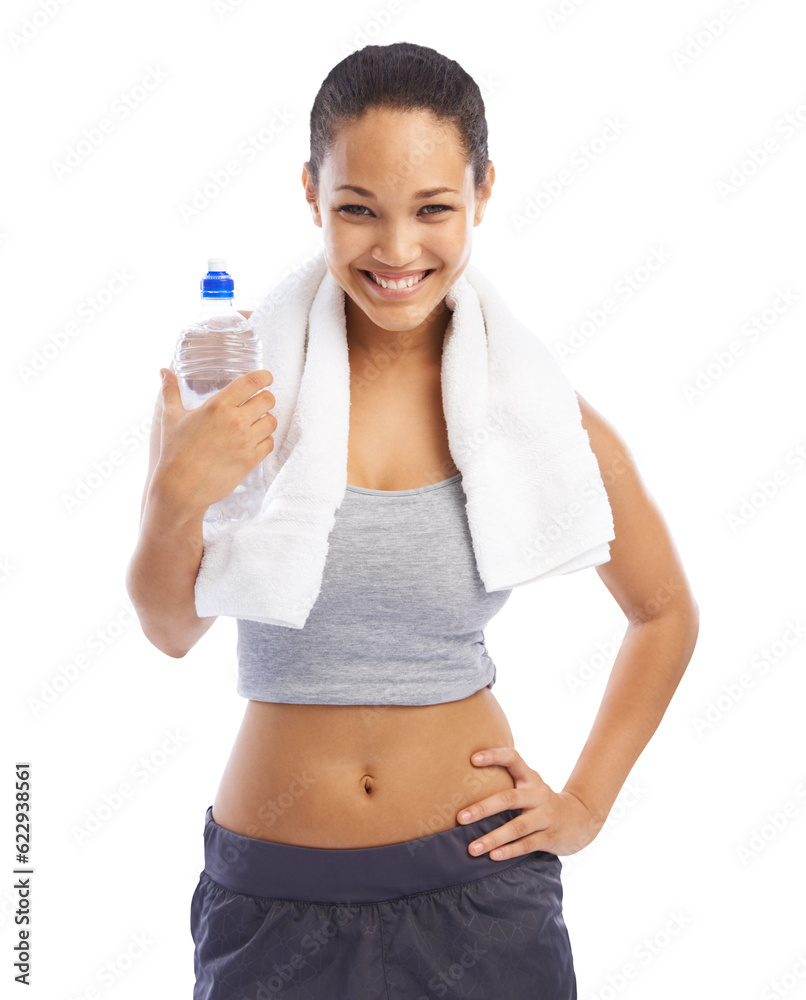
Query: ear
301 162 322 228
473 162 495 226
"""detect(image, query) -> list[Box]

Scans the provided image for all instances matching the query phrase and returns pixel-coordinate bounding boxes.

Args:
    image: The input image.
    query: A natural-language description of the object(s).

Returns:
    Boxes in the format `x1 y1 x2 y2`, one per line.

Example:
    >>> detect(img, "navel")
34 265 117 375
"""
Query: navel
361 774 375 795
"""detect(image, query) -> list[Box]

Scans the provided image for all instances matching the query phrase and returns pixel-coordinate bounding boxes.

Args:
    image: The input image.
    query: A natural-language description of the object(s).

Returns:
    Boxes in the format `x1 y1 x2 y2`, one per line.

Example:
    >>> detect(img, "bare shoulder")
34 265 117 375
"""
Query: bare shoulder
238 310 253 320
575 392 630 468
575 392 698 624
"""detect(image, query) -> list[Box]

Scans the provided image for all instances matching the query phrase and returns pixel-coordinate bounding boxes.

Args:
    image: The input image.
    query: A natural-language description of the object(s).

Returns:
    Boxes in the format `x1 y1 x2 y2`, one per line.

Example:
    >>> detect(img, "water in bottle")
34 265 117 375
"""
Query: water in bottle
173 258 265 524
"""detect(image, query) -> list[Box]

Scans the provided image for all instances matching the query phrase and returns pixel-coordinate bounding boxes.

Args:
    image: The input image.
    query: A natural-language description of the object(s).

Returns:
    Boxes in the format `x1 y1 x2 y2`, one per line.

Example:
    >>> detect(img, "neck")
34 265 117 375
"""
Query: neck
344 293 451 370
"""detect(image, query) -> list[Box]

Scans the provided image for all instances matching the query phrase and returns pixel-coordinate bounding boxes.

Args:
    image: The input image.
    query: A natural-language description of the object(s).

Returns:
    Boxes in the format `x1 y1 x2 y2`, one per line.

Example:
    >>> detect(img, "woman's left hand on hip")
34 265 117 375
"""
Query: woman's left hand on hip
457 746 605 860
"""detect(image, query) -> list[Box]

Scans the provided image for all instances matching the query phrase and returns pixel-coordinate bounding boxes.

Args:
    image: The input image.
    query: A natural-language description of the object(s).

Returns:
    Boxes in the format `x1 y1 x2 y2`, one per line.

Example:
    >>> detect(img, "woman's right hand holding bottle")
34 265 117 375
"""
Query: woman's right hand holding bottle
154 367 277 518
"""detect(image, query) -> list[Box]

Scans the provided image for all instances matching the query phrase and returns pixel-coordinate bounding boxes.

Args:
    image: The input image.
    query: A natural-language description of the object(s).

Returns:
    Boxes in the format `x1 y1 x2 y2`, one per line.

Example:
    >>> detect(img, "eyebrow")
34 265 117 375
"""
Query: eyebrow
334 184 459 199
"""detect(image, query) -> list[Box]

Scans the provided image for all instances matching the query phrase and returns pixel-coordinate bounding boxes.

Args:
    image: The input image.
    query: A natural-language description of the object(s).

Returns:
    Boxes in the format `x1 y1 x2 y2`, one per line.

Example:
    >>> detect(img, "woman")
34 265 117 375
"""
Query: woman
127 42 699 1000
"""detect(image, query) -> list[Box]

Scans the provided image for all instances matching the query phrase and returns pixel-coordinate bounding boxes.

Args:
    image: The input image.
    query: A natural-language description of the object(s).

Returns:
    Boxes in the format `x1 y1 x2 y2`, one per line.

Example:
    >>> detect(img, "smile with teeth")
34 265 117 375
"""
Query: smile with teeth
364 269 432 289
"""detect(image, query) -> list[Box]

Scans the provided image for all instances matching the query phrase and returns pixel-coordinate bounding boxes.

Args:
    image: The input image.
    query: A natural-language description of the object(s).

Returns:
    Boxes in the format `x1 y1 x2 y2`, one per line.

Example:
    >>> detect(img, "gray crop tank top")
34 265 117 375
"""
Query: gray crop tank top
236 473 514 705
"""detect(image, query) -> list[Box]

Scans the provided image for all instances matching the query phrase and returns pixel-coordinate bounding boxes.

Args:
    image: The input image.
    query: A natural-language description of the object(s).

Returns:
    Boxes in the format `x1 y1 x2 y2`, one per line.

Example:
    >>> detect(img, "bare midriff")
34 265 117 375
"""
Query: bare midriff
211 329 517 849
211 686 517 848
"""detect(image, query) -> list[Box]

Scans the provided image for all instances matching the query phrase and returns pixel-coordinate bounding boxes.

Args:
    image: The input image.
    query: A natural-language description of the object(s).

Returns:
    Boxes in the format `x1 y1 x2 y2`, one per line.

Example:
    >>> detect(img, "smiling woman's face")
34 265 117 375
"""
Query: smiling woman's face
302 106 494 340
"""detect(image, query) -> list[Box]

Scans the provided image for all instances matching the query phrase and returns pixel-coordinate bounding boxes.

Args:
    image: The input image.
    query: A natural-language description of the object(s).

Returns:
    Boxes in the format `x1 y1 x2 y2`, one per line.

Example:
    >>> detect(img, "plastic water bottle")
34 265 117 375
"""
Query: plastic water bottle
173 258 265 524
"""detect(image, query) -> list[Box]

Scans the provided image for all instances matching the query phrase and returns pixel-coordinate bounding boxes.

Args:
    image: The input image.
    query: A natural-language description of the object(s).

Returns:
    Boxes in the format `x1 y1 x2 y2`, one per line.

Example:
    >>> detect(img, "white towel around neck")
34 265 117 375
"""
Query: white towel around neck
194 249 615 628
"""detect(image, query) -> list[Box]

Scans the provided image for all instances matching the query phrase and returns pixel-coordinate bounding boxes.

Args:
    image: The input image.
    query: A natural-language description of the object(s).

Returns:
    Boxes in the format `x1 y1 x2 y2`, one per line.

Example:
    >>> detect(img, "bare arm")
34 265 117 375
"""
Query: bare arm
125 309 270 659
561 394 700 827
125 374 216 658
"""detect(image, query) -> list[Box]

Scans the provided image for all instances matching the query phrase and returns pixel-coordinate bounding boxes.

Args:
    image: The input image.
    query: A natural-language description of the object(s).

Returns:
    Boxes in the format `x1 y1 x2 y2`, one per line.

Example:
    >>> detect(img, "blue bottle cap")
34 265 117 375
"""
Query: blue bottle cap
201 257 234 298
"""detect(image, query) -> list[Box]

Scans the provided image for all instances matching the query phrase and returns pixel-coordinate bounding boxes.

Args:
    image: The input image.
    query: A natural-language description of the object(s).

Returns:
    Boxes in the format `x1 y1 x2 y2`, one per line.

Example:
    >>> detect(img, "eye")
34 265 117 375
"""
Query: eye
338 204 372 216
420 204 452 215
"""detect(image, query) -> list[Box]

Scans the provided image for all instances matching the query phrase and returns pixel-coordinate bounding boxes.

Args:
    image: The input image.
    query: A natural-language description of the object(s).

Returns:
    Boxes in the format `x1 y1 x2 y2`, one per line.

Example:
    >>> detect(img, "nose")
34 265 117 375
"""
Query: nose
371 225 421 269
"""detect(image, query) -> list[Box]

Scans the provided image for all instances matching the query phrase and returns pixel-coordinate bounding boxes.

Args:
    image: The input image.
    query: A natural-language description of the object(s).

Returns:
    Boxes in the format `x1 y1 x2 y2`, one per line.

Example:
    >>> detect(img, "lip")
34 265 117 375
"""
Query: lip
358 268 436 299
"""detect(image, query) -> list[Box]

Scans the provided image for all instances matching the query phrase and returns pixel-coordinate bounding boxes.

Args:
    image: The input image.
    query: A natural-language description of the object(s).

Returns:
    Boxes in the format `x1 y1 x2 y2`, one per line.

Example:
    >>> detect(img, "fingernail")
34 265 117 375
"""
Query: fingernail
459 811 472 822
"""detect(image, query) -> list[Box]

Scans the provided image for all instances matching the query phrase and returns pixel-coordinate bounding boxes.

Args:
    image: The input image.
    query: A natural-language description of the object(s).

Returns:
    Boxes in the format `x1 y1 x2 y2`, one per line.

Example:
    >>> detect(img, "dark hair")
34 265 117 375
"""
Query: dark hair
307 42 490 191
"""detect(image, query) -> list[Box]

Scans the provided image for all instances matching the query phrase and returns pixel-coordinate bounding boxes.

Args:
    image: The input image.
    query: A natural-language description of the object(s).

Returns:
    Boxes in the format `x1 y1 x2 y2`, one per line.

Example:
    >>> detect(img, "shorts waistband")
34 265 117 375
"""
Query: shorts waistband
201 804 532 904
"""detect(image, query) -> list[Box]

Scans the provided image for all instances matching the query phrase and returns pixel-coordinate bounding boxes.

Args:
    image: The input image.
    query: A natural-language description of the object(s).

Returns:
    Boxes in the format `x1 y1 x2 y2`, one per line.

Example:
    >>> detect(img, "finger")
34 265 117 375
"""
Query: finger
470 746 509 765
479 831 555 861
472 747 534 785
250 412 278 452
467 811 549 860
238 388 277 422
160 367 185 413
222 369 274 406
457 786 520 825
237 368 274 406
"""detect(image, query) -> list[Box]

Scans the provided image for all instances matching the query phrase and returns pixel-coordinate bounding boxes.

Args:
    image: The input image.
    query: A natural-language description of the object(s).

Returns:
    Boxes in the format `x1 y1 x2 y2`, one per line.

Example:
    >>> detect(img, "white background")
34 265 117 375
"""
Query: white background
4 0 805 997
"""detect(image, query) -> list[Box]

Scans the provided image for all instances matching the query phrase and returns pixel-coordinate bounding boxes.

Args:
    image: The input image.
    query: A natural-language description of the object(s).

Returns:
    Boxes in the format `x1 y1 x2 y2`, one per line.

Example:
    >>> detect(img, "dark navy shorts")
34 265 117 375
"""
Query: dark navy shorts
190 804 577 999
